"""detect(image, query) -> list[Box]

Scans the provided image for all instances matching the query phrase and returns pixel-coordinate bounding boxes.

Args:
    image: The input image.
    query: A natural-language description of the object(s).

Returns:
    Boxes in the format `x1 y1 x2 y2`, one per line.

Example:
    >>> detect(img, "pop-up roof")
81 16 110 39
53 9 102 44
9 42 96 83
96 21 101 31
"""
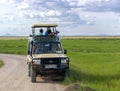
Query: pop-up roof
32 24 58 28
31 24 58 36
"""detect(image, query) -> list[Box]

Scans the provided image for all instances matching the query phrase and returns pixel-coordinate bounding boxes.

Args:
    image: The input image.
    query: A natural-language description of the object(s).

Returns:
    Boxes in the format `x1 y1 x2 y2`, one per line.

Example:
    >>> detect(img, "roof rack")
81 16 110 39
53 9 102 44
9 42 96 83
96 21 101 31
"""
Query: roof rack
32 24 58 28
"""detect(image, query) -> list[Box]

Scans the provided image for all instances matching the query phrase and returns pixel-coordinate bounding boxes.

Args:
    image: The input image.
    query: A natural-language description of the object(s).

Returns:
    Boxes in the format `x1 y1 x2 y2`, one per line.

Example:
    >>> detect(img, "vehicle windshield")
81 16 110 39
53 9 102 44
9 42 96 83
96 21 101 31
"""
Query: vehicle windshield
33 42 63 54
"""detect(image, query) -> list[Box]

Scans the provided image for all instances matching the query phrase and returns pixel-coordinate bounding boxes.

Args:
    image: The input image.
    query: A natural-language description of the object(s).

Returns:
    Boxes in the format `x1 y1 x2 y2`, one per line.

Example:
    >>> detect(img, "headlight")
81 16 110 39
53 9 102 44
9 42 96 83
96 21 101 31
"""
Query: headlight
61 59 67 64
33 59 41 64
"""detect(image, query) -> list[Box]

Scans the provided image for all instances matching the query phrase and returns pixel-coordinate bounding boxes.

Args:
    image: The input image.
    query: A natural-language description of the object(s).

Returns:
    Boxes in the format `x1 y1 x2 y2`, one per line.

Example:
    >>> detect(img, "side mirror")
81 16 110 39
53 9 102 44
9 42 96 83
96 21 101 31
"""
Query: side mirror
64 50 67 54
29 35 33 37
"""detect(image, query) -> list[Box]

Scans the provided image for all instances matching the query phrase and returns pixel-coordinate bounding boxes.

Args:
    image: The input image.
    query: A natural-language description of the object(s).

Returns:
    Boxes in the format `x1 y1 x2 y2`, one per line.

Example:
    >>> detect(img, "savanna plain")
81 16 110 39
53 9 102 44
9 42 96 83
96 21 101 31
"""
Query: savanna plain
0 36 120 91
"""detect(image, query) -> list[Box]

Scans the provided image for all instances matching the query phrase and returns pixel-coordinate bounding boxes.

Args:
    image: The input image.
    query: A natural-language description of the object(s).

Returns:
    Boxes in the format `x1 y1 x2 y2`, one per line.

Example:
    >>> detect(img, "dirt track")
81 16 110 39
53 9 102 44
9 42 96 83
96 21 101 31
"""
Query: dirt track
0 54 64 91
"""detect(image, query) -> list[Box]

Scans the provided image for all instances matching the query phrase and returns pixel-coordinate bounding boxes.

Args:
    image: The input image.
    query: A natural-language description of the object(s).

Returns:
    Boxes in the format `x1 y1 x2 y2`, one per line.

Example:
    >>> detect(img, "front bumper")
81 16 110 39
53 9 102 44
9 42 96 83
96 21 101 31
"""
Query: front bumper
32 57 69 74
32 64 69 72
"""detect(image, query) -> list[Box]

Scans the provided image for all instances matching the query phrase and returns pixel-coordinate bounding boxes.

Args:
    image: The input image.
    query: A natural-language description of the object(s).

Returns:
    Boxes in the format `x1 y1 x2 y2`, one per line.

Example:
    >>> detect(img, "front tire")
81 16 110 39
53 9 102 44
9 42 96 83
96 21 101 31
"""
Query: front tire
31 66 36 82
28 63 31 77
28 70 31 77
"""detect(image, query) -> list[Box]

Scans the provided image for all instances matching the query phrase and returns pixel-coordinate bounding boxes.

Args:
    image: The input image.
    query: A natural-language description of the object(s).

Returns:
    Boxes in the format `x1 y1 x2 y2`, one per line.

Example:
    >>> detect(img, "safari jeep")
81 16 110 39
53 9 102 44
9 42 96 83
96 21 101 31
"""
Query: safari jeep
27 24 70 82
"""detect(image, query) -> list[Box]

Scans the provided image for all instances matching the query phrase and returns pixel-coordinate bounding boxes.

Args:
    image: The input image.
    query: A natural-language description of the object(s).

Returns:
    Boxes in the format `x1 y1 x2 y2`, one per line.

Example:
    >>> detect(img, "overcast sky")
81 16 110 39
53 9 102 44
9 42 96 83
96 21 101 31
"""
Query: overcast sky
0 0 120 36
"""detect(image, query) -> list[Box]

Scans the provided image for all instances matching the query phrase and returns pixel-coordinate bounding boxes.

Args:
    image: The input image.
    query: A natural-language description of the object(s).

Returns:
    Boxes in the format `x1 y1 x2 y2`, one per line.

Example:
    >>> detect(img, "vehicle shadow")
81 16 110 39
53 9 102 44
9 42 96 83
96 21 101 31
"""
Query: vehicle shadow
35 76 63 84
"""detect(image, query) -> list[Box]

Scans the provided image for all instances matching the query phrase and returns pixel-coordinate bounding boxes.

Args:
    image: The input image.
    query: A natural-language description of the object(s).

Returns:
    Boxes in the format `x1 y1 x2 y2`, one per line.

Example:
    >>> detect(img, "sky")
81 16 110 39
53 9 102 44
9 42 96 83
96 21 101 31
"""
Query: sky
0 0 120 36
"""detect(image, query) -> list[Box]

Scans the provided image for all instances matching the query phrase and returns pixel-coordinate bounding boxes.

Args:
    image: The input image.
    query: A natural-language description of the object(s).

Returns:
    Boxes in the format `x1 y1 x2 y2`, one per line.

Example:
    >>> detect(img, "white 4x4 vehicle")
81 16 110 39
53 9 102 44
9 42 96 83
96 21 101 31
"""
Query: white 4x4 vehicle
27 24 70 82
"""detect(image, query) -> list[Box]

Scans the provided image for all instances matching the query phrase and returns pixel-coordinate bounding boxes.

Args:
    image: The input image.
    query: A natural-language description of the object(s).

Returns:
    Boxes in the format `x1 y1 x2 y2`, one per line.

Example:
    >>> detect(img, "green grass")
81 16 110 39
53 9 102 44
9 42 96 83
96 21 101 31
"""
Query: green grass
0 60 4 68
61 39 120 91
0 39 27 55
1 38 120 91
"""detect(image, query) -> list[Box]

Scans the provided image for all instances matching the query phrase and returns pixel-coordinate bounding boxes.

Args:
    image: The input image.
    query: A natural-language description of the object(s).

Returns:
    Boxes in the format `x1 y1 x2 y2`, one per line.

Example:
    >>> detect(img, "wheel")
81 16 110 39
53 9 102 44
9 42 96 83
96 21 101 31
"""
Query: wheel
31 66 36 82
28 70 30 77
28 63 31 77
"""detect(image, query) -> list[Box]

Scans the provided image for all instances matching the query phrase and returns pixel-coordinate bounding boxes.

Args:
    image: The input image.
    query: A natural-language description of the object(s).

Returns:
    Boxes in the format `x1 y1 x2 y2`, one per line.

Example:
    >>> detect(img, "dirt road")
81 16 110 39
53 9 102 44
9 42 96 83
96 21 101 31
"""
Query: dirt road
0 54 64 91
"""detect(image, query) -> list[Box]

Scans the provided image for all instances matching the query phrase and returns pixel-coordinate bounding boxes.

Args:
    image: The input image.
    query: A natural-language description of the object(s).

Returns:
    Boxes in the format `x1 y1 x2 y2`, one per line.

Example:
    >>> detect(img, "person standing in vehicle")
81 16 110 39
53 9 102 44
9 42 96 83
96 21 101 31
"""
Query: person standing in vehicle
44 27 54 36
45 27 50 35
38 29 44 35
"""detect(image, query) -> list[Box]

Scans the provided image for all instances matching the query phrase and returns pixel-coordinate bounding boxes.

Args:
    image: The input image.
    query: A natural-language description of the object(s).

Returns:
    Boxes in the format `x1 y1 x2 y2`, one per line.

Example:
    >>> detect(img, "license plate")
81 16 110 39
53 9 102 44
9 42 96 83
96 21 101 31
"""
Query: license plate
45 65 57 69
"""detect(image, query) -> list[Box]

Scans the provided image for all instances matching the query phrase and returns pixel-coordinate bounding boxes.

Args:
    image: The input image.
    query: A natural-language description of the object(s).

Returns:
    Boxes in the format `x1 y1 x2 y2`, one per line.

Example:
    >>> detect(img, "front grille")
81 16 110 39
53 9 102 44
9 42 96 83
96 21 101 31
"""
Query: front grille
41 58 60 64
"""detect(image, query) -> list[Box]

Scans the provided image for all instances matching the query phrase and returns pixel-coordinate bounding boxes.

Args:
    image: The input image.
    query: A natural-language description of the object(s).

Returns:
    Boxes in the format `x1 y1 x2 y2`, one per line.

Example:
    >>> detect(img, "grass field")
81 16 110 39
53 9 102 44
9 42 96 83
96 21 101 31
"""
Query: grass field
0 37 120 91
0 39 27 54
61 39 120 91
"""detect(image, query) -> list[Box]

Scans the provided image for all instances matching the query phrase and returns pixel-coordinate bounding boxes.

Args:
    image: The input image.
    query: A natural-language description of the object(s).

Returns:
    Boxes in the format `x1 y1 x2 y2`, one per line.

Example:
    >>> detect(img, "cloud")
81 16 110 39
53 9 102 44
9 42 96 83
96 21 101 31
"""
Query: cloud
2 0 120 36
12 0 120 28
0 20 3 24
9 0 120 13
1 15 15 22
84 0 120 12
65 0 120 12
19 10 62 19
10 0 86 26
0 0 9 4
86 21 95 25
18 2 29 10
